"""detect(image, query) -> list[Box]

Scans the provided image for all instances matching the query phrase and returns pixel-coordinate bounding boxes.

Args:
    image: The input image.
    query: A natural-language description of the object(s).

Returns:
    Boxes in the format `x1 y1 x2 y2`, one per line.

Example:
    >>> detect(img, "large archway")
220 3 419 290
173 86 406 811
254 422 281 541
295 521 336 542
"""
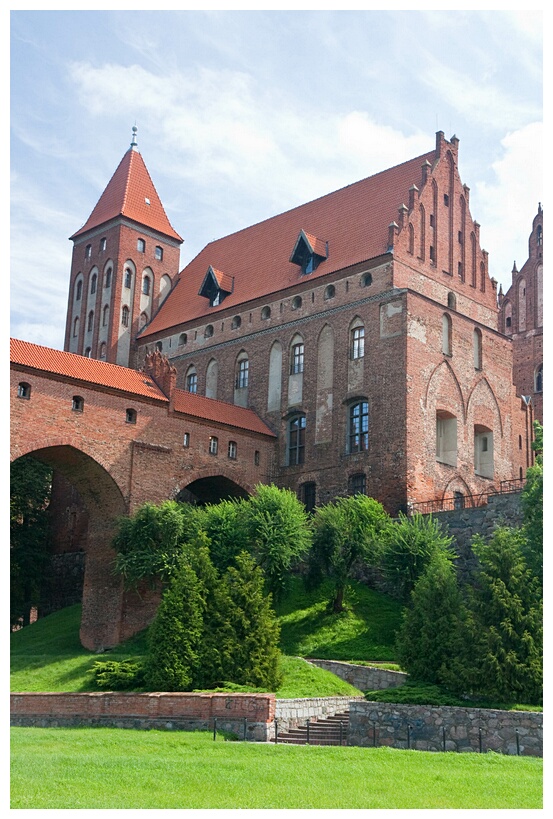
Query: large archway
13 445 128 650
177 475 250 505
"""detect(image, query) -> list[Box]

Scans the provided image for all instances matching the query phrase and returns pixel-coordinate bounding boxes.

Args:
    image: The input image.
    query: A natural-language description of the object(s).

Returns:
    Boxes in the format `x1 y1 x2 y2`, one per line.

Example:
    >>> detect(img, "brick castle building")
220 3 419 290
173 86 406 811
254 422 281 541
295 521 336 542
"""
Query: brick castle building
60 128 536 515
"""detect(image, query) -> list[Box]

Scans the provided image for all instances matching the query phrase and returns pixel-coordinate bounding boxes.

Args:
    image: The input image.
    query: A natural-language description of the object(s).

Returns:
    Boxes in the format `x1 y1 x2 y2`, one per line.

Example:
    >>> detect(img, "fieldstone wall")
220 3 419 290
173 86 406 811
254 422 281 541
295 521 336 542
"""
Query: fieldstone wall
348 701 542 756
275 696 363 733
307 659 407 691
10 691 275 742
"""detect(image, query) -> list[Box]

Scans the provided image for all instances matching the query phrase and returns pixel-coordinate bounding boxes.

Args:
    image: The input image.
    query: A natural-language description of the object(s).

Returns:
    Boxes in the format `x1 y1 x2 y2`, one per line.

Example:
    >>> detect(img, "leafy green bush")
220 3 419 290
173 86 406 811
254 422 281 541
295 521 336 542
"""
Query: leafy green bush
92 659 145 690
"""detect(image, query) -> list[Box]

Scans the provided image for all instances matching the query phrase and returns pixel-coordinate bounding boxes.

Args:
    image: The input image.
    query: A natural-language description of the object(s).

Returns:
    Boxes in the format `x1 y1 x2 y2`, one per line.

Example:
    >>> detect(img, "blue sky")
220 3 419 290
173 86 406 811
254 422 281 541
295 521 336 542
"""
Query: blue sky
10 7 543 351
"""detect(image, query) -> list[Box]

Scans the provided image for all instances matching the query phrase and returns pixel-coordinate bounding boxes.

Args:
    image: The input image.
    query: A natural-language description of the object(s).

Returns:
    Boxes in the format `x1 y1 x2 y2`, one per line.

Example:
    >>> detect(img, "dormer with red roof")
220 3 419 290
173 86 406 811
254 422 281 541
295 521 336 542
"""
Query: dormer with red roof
64 127 183 369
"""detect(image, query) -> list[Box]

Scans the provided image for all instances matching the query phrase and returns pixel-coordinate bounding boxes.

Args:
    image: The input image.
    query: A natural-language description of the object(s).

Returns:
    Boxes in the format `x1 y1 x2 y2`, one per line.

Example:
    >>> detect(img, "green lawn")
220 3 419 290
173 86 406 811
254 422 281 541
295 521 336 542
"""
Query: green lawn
10 727 542 809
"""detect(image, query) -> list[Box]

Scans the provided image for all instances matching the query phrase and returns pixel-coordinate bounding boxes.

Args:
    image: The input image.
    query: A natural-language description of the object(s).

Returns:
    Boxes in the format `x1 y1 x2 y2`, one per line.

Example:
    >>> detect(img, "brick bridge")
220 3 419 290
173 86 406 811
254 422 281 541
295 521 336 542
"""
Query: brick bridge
10 340 276 649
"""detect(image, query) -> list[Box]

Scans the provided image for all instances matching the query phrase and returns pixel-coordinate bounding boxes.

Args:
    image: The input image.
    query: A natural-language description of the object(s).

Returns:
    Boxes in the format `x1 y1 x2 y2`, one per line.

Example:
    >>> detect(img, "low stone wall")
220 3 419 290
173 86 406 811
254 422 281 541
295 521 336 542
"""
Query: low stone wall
275 696 363 733
10 691 275 742
348 701 542 756
307 659 407 691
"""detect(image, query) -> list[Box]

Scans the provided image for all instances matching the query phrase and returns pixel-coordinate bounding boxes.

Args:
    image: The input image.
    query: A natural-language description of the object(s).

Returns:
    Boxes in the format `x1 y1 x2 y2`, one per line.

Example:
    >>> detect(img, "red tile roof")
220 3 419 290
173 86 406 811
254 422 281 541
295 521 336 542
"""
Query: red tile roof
141 149 435 337
172 389 276 437
70 148 182 243
11 338 169 401
11 339 276 436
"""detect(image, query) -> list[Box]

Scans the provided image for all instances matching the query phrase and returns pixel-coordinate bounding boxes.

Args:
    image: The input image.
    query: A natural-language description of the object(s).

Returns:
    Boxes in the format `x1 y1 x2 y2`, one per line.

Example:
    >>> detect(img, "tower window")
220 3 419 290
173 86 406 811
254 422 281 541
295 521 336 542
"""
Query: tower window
76 280 83 301
90 274 97 295
72 396 84 412
87 311 94 332
155 246 163 261
232 315 242 329
104 268 112 289
85 244 92 259
137 238 145 253
535 364 543 393
126 408 137 424
204 324 214 339
361 272 373 287
186 368 197 394
178 333 187 346
236 357 249 389
121 306 130 327
100 238 107 252
351 326 365 360
291 342 304 374
261 306 271 320
292 296 302 311
142 276 151 296
124 269 132 288
324 284 336 300
17 382 31 400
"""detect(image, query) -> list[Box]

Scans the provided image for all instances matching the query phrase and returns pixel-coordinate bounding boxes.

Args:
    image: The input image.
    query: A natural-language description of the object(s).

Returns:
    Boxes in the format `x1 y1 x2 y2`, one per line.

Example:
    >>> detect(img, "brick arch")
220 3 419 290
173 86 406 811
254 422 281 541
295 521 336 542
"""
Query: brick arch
442 474 473 504
424 359 466 422
176 465 255 500
466 376 504 438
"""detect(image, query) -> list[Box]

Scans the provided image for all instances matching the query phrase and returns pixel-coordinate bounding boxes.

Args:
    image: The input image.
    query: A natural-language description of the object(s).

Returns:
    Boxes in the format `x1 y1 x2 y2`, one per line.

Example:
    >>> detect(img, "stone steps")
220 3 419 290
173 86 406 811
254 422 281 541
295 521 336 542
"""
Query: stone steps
273 711 349 746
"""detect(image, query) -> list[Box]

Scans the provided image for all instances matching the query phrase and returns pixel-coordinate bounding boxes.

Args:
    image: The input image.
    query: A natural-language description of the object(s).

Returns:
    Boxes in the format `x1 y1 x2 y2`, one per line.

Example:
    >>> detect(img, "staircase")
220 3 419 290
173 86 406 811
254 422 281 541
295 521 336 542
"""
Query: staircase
273 710 349 746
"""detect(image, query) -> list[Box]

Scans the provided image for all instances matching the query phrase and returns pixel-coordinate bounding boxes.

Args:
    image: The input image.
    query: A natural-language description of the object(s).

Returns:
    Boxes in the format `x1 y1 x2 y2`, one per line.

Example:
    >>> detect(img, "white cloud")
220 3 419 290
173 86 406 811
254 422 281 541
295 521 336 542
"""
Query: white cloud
473 122 543 286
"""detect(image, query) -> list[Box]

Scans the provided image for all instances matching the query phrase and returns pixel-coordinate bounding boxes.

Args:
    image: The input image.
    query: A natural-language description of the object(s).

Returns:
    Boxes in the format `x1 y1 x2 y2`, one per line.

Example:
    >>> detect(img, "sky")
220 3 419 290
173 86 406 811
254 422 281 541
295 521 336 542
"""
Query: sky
9 6 543 351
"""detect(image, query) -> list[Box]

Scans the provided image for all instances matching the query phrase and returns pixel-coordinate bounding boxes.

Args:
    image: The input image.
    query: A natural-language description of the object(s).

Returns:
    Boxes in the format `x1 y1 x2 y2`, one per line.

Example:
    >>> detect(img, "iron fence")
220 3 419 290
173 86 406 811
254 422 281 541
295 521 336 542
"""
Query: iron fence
408 477 526 516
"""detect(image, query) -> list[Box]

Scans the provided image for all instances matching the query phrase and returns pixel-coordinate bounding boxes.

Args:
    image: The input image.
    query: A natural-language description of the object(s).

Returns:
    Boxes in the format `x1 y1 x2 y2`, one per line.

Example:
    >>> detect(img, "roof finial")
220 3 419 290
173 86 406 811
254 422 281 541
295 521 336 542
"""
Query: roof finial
130 125 138 150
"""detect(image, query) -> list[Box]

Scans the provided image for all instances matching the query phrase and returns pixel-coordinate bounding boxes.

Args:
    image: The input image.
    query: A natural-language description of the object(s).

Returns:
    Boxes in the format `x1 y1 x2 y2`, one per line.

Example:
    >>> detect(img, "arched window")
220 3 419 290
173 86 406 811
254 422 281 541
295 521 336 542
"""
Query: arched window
126 408 137 424
186 366 197 394
480 262 486 292
447 292 456 310
73 317 79 337
139 312 148 329
535 363 543 393
442 314 452 355
121 306 130 327
90 273 97 295
87 311 94 332
324 284 335 300
291 340 304 374
155 341 163 352
473 328 482 370
408 223 415 255
261 306 271 320
350 321 365 360
178 333 187 346
84 347 92 358
436 410 457 466
504 301 513 334
124 268 132 289
76 279 83 301
72 395 84 412
142 275 151 296
99 342 107 360
17 382 31 399
236 354 249 388
292 296 302 310
104 267 112 289
204 324 214 339
232 315 242 329
349 401 369 453
474 424 494 478
102 305 109 327
361 272 373 287
288 414 306 465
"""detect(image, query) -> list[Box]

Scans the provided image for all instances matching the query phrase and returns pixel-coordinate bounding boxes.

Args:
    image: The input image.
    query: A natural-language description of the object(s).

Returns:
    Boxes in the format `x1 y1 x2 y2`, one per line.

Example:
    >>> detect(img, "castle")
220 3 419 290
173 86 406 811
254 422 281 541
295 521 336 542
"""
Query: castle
61 128 540 514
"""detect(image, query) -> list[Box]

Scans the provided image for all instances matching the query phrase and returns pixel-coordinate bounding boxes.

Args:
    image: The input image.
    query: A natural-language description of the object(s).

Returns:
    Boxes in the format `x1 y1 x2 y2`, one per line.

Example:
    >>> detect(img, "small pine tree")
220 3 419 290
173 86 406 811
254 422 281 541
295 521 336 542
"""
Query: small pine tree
396 550 466 687
143 555 205 691
464 527 542 704
220 552 283 690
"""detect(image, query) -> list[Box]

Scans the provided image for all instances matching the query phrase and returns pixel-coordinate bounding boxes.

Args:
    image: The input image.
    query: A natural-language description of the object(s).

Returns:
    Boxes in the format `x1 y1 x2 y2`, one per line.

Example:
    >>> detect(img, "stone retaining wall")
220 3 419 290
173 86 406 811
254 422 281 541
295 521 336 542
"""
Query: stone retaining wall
348 700 542 756
307 659 407 691
10 691 275 742
275 696 363 733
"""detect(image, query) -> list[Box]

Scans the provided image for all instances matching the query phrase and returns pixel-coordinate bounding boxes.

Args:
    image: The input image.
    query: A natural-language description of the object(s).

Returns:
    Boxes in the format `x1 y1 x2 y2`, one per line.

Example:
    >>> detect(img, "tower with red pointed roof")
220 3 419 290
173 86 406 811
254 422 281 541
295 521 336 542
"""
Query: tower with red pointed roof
64 127 182 367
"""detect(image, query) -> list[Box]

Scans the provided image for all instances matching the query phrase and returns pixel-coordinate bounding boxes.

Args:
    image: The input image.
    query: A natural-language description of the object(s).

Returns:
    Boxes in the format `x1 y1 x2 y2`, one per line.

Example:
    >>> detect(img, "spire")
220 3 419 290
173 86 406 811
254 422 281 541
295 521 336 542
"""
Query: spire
70 135 182 243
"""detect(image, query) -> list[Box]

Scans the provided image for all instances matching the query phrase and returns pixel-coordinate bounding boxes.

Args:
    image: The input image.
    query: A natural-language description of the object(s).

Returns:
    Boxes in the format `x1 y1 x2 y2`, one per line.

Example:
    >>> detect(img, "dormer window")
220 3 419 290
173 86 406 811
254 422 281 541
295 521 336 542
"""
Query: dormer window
290 230 328 275
199 265 234 306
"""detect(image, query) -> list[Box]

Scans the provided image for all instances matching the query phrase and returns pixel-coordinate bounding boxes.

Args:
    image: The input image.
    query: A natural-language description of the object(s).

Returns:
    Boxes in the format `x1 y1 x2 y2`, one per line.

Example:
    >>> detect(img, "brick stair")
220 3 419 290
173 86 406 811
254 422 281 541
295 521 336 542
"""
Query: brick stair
273 711 349 746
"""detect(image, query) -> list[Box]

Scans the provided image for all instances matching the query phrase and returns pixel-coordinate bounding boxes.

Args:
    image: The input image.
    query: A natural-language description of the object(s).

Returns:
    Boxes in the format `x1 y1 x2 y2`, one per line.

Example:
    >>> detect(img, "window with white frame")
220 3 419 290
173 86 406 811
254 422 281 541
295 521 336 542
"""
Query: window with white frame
228 441 237 460
349 401 369 453
288 414 306 465
209 436 218 455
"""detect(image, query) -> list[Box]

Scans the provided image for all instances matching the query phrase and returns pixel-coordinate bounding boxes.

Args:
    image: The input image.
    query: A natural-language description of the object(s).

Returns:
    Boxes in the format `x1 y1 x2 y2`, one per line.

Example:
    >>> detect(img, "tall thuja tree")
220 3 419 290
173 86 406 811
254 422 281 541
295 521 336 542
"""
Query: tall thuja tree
463 527 542 704
309 495 389 612
219 552 283 690
396 550 467 687
380 513 455 603
242 484 312 601
112 500 203 588
201 498 250 573
521 420 543 585
10 455 53 626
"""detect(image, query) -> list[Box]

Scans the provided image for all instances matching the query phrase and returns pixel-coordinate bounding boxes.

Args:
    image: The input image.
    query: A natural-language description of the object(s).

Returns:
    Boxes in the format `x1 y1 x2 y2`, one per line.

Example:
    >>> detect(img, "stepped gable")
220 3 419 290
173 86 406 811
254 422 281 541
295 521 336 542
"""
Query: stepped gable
140 149 435 337
70 146 182 243
11 338 168 401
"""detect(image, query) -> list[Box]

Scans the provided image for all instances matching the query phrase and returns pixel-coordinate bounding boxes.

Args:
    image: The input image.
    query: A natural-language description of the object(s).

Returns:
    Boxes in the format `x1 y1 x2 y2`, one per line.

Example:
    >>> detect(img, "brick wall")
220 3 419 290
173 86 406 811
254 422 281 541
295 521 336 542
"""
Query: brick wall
10 692 276 742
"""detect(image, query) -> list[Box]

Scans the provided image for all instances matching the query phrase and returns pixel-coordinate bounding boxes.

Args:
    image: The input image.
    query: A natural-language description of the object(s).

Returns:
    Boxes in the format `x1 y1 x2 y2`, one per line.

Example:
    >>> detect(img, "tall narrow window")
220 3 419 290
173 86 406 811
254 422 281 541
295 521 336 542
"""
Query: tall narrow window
236 357 249 388
100 238 107 252
155 246 163 261
186 367 197 394
301 482 317 513
349 401 369 453
73 317 79 337
288 415 306 465
209 436 218 455
72 396 84 412
126 408 137 424
137 238 145 253
104 268 112 289
102 305 109 327
87 311 94 332
442 314 452 355
124 268 132 288
436 411 457 466
349 473 366 495
474 425 493 478
473 328 482 370
228 441 237 460
142 276 151 296
85 244 92 259
291 342 304 374
90 274 97 294
535 364 543 393
76 280 83 300
351 325 365 360
121 306 130 327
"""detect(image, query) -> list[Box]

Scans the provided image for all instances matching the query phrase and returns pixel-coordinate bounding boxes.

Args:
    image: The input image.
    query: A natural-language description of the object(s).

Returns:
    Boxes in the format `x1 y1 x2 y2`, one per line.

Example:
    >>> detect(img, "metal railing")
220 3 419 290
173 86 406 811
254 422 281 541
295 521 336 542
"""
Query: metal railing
408 478 526 516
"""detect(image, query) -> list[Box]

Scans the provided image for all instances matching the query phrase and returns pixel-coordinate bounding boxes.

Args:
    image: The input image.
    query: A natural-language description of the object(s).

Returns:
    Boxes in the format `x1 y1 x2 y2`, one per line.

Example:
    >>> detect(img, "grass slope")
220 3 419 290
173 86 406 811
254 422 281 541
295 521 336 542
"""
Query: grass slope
11 727 542 809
